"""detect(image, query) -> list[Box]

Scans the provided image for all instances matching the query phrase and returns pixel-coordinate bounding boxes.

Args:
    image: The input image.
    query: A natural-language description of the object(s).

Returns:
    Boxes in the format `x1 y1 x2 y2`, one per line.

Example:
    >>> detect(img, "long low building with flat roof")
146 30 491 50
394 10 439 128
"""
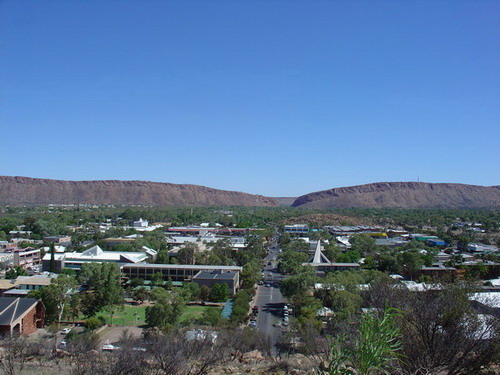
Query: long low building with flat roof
121 263 243 283
42 245 153 272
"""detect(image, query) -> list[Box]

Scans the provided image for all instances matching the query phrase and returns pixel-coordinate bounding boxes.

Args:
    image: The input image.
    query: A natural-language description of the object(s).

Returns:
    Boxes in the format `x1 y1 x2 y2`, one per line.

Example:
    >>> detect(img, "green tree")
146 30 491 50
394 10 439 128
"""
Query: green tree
326 309 402 375
131 287 149 304
38 274 77 324
278 250 308 274
329 290 363 320
350 234 377 256
84 316 103 331
79 263 123 317
209 283 229 302
396 251 423 280
68 293 81 321
5 266 27 279
231 290 251 323
151 272 164 286
49 242 56 273
178 242 197 265
284 239 309 253
211 238 233 260
337 250 361 263
5 268 17 279
199 308 222 326
199 285 210 302
182 282 200 301
240 259 262 289
280 266 316 300
145 293 185 331
156 249 170 264
129 278 144 288
80 292 101 317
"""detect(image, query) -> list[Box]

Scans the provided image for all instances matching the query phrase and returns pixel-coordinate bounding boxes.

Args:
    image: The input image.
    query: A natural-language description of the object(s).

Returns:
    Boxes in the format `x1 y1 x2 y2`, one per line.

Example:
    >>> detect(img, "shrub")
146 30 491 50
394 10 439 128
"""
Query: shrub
85 316 103 331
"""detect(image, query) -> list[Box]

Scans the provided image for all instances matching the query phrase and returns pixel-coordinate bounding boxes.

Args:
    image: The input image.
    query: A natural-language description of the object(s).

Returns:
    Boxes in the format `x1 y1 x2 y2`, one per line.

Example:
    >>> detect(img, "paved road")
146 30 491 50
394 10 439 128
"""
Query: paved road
253 241 286 354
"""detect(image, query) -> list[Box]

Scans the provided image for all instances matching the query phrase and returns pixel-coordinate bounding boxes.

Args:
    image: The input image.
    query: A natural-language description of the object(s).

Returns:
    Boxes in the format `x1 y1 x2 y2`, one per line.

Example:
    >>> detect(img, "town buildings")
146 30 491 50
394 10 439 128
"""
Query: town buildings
0 297 45 336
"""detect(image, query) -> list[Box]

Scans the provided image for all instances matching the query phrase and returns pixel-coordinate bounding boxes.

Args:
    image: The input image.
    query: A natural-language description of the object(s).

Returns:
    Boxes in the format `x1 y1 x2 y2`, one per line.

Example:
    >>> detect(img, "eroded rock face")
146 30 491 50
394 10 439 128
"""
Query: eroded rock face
0 176 278 207
292 182 500 209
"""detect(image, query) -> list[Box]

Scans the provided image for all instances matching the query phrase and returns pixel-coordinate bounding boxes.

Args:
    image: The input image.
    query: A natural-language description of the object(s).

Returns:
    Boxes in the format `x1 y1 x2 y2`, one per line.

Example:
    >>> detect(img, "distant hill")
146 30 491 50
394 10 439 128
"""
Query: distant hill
272 197 297 206
292 182 500 209
0 176 277 207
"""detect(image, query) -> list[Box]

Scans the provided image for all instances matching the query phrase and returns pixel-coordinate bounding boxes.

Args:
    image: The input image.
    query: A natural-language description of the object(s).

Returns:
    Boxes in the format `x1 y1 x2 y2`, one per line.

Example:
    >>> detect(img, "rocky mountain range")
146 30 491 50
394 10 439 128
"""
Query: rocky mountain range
0 176 277 207
291 182 500 209
1 177 499 209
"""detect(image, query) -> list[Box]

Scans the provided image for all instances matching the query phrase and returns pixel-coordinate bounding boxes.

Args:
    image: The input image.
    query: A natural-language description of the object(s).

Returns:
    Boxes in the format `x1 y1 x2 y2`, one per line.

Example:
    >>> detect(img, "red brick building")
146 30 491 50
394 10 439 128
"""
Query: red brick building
0 298 45 336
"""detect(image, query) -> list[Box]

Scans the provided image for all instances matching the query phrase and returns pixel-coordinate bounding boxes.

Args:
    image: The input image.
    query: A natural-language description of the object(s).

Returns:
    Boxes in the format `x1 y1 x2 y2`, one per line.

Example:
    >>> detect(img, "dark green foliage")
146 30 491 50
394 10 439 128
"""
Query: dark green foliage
178 242 197 265
84 316 103 331
129 278 144 287
49 242 56 273
79 263 123 317
131 287 149 304
231 290 251 323
337 250 361 263
182 282 200 301
199 308 222 326
5 266 27 279
145 291 185 331
151 271 164 286
325 308 402 375
278 249 308 274
350 234 377 256
199 285 210 302
240 259 262 289
209 283 229 302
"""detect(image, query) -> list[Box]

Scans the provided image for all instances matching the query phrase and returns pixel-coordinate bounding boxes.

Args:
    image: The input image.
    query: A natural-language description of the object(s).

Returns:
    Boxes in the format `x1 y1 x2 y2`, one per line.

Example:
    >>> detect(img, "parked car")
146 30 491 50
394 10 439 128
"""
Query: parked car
102 344 120 351
61 328 72 335
58 341 67 349
249 320 257 328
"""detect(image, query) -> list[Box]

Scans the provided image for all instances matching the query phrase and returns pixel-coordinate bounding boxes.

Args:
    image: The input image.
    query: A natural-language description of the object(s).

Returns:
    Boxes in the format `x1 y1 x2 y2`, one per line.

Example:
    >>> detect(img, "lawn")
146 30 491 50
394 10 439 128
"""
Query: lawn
86 304 221 326
180 305 220 322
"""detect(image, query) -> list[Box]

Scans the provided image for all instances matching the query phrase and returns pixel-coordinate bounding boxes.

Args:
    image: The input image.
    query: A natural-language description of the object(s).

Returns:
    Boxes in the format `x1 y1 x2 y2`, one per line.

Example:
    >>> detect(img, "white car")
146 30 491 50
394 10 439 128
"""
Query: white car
58 341 67 349
61 328 72 335
102 344 120 351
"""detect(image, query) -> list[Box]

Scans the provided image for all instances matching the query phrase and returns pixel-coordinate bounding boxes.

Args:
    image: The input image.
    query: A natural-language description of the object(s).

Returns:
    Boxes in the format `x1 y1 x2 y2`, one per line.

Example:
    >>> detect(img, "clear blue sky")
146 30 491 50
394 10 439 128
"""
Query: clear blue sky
1 1 499 197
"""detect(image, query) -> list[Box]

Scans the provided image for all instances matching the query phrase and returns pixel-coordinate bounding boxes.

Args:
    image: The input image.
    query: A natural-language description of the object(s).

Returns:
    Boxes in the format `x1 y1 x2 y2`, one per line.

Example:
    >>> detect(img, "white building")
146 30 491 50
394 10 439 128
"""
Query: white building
42 245 151 271
133 218 149 228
